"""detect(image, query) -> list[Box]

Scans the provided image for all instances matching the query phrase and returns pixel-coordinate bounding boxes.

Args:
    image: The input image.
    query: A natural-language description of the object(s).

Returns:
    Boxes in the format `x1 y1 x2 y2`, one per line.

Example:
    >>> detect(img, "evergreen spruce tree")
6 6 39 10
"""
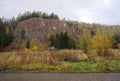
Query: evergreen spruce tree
26 40 30 49
50 31 76 49
50 35 54 46
50 12 55 19
54 33 60 48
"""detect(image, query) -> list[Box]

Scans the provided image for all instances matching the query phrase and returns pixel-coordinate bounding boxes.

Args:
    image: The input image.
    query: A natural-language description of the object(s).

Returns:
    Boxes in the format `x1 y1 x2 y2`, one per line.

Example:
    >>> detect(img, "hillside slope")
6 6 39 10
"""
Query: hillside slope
8 18 76 50
14 18 73 40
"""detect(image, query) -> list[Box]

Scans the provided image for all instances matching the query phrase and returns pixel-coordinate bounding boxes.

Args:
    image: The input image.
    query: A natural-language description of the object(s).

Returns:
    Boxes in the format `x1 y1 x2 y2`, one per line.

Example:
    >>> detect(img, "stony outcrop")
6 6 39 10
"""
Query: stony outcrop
14 18 72 41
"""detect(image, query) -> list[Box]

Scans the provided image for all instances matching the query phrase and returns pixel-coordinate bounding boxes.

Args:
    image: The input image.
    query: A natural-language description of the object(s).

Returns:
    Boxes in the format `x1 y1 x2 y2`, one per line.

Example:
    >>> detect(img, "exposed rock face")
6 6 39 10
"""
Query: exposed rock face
8 18 74 50
14 18 72 41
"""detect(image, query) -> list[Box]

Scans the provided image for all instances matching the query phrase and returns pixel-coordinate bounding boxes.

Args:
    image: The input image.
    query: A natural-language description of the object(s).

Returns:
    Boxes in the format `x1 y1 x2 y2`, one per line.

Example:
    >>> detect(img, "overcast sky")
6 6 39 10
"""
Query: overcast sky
0 0 120 25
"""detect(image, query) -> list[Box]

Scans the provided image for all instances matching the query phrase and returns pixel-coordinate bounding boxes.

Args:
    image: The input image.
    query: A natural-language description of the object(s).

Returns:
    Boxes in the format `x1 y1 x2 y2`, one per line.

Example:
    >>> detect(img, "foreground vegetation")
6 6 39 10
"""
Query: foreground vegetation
0 50 120 72
1 61 120 72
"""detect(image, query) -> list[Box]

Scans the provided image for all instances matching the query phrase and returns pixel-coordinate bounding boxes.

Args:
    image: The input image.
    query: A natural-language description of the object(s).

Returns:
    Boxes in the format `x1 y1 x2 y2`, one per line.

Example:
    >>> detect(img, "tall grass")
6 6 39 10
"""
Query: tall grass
0 49 120 72
0 49 120 65
54 50 88 62
0 51 52 65
88 49 120 62
0 50 88 65
112 49 120 60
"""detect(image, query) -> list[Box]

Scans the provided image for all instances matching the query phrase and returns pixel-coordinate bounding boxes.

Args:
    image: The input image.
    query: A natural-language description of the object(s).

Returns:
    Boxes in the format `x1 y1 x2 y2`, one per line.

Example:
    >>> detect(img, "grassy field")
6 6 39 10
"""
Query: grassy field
0 60 120 72
0 49 120 72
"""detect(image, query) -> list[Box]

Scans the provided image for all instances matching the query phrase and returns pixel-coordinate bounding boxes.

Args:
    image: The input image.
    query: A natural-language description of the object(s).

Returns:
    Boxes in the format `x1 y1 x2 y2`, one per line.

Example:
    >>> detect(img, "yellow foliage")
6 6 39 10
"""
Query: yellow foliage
91 34 115 49
31 45 38 51
30 38 36 48
78 30 91 50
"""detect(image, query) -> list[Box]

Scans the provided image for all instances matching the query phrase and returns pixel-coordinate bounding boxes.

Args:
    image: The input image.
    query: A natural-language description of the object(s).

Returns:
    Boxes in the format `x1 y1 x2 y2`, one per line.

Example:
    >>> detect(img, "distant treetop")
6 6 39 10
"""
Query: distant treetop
17 11 59 22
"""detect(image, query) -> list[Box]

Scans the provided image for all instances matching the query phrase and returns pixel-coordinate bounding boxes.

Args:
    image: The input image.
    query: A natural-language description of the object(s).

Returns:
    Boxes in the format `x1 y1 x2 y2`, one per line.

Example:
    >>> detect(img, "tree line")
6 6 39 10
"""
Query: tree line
0 18 14 51
66 20 120 49
0 11 120 51
17 11 59 22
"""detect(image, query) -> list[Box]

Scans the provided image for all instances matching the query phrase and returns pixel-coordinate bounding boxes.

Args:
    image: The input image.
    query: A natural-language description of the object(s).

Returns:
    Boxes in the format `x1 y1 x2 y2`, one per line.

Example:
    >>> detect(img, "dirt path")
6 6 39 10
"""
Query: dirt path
0 72 120 81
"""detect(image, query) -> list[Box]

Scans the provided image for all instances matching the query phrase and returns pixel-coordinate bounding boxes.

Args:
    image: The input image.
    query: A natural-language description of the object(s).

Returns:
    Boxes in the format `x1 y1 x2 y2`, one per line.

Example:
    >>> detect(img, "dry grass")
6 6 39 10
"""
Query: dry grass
54 49 88 62
111 49 120 60
0 50 88 66
87 49 120 62
0 49 120 72
0 49 119 66
0 51 53 66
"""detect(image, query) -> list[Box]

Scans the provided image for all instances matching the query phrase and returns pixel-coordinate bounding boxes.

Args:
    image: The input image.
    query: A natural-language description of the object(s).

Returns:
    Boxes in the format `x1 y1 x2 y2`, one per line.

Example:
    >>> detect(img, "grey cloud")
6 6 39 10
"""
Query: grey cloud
0 0 120 25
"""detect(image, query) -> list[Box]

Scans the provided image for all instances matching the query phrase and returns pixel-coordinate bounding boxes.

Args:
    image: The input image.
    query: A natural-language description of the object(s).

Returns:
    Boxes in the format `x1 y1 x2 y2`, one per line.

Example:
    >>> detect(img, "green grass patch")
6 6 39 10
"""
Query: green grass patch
0 60 120 72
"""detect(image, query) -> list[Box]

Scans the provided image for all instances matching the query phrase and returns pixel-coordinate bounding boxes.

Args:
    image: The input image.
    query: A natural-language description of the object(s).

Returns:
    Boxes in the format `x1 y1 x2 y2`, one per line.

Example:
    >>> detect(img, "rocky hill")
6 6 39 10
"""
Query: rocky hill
14 18 73 40
8 18 76 50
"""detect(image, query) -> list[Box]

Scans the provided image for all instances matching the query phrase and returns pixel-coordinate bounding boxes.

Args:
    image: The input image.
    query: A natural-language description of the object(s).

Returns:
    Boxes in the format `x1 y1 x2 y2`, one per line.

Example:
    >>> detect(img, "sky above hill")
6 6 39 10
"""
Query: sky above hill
0 0 120 25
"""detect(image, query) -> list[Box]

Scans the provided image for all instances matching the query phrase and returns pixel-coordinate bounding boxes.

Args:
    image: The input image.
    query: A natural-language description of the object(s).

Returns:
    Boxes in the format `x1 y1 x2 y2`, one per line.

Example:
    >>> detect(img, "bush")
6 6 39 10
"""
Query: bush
88 49 114 62
117 43 120 49
112 49 120 60
55 50 88 62
91 33 115 49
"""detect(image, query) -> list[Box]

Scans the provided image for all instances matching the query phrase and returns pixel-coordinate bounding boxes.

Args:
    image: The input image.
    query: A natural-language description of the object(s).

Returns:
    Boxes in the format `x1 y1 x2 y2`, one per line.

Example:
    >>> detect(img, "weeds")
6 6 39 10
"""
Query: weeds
0 49 120 72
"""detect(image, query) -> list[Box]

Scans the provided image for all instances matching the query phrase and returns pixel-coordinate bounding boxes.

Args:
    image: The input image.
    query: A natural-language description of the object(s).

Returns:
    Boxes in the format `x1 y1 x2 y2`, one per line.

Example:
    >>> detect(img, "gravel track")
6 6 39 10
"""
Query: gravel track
0 72 120 81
